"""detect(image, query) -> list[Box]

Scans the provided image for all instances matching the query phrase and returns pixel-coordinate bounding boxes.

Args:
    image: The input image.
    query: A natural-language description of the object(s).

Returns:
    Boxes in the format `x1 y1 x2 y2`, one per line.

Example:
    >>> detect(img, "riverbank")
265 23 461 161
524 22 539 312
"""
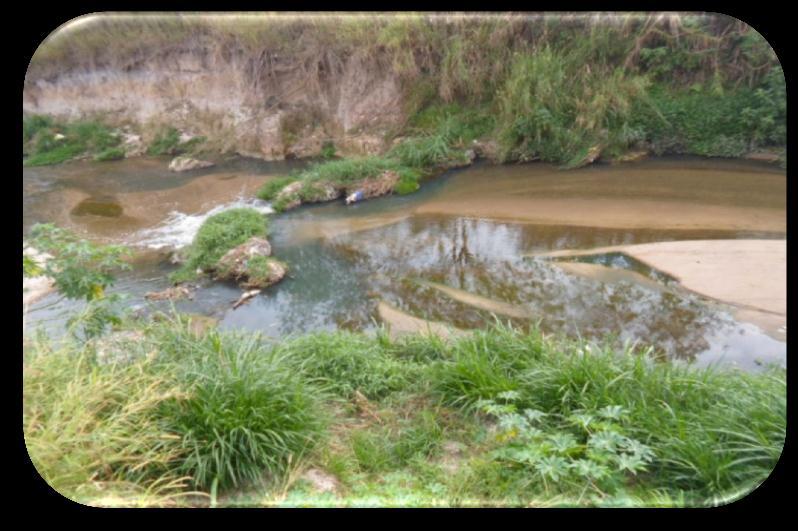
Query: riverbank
23 316 785 507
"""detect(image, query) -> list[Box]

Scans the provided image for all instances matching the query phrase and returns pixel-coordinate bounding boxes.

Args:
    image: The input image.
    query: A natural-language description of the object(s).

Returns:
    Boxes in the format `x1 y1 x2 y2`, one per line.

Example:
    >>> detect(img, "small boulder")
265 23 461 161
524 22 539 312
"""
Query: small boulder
275 181 304 211
216 237 272 272
214 237 287 289
303 181 342 203
472 139 500 161
121 132 145 157
168 156 215 172
242 259 287 289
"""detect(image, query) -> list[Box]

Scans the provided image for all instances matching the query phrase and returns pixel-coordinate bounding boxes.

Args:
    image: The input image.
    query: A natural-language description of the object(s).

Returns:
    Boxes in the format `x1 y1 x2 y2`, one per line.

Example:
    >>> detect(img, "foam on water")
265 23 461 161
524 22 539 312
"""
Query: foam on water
133 197 273 250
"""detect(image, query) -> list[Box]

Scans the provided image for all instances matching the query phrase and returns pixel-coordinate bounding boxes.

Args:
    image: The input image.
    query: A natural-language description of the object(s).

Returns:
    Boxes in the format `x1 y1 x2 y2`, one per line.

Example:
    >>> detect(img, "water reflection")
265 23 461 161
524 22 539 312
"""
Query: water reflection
23 157 785 371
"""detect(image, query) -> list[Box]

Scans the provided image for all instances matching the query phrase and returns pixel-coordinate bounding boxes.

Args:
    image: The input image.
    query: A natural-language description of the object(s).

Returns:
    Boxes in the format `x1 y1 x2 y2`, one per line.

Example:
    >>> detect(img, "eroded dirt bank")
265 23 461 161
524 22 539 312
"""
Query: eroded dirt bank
25 29 403 161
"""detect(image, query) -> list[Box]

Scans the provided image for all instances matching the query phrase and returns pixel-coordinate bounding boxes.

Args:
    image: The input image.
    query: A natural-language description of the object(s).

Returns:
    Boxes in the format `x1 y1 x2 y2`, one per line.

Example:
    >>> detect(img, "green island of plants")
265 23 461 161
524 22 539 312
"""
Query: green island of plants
168 208 269 284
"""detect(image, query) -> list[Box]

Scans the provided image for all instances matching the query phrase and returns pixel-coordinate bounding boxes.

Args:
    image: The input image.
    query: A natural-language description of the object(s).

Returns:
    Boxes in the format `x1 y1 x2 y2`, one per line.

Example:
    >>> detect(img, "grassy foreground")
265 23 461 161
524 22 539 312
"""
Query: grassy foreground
23 315 785 507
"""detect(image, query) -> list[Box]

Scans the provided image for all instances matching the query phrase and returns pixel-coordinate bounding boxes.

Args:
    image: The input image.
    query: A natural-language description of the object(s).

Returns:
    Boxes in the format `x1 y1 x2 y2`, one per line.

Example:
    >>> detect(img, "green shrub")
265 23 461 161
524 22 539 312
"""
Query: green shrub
630 71 785 157
23 117 122 166
154 325 327 491
321 141 336 159
496 49 649 164
170 208 267 283
28 223 132 301
23 115 54 144
147 127 181 156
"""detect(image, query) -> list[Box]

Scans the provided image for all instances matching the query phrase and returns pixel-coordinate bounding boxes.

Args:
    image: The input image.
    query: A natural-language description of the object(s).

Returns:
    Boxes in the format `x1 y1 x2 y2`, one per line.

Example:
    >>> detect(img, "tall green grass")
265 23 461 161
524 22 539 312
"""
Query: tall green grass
429 324 785 503
24 315 330 501
495 49 650 165
23 317 785 506
273 331 422 400
23 335 188 505
149 319 328 491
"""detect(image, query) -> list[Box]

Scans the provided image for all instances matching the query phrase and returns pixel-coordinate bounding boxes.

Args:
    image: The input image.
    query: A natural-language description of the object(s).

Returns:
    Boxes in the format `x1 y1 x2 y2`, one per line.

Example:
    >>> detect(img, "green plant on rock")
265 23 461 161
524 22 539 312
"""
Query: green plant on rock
394 168 422 195
257 176 298 201
243 255 286 288
170 208 267 283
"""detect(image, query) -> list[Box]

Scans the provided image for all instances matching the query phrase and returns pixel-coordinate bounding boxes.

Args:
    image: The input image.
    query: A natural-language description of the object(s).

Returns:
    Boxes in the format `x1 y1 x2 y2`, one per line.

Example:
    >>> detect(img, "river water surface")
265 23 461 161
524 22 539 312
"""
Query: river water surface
23 155 786 371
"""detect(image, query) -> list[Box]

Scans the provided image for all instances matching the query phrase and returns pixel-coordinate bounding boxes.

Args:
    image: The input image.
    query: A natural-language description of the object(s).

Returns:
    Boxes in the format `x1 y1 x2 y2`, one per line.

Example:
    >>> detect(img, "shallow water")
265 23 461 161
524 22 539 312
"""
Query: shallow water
23 156 786 371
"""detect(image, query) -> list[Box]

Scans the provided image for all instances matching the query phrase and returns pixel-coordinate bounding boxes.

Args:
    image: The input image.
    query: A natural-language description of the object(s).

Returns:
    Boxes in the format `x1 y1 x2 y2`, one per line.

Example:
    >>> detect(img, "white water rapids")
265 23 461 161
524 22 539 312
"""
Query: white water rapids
133 197 273 250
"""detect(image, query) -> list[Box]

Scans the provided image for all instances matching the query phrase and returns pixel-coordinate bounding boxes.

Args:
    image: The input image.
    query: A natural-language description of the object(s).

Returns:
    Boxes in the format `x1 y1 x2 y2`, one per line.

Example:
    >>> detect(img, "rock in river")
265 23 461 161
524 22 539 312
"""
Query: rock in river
214 236 287 289
168 156 215 172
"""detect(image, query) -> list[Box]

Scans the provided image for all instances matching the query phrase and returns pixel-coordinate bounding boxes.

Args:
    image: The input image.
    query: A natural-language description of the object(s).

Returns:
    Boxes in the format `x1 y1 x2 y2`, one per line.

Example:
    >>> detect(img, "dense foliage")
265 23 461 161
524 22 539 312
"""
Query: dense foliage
23 315 785 507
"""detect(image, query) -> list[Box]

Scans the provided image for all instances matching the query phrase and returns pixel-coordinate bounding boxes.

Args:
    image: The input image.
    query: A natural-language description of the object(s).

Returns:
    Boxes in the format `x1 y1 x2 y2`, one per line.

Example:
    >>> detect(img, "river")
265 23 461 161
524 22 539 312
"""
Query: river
22 155 786 371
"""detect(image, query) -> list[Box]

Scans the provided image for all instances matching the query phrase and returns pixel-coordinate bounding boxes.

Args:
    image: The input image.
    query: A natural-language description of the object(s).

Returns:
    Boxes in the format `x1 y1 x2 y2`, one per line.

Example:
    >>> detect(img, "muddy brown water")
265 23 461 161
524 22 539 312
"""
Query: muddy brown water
22 156 786 371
